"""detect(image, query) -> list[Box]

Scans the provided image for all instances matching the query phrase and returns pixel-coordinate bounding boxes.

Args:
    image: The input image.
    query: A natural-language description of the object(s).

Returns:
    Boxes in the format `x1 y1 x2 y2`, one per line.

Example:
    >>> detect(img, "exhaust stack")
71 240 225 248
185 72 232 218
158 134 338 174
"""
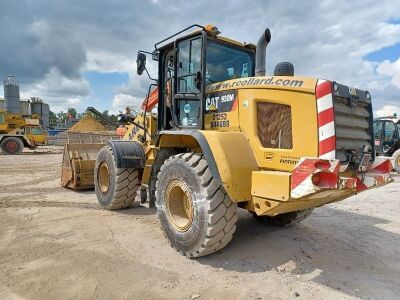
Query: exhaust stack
255 28 271 76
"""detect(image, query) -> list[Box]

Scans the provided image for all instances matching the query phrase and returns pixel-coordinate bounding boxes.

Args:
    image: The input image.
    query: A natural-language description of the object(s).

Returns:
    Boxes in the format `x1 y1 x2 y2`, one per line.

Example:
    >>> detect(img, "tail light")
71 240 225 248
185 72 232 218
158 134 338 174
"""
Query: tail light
311 171 338 189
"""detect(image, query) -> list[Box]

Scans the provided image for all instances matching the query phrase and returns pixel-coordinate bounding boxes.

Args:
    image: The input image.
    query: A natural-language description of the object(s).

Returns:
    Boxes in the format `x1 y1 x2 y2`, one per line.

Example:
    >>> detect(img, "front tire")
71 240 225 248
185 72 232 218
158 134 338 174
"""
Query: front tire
156 153 238 258
94 145 140 210
0 137 24 155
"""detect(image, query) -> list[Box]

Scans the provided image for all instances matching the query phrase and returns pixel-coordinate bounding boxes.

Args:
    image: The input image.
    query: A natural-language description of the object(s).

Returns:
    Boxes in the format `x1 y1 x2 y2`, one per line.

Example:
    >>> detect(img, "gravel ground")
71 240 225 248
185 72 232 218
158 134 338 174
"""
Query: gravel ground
0 149 399 300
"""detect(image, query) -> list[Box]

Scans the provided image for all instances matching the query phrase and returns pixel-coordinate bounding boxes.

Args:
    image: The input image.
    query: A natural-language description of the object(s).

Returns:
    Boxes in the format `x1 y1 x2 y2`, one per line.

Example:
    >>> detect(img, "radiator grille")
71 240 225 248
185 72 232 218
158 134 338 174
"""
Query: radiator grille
333 95 373 161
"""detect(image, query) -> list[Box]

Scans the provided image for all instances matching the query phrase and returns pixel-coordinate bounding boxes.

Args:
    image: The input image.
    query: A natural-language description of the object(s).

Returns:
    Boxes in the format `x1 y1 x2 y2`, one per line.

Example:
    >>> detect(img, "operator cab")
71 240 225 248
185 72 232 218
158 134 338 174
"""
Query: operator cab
140 25 256 131
374 114 399 154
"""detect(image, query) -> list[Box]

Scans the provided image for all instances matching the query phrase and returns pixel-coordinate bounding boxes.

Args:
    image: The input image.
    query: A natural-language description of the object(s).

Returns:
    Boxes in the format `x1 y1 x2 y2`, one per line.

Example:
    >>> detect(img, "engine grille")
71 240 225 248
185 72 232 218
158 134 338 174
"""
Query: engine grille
257 102 293 149
332 84 374 162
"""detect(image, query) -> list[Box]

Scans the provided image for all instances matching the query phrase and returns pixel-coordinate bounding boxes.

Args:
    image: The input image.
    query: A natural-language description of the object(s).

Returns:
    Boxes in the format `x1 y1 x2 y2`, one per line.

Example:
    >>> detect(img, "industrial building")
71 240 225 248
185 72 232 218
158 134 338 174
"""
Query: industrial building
0 76 50 127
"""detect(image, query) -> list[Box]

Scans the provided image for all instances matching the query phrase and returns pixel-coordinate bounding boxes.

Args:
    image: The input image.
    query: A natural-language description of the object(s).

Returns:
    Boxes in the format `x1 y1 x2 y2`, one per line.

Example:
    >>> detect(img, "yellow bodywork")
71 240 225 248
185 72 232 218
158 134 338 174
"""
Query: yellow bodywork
153 76 361 216
62 26 392 220
72 75 374 216
0 110 26 133
24 126 47 144
0 110 47 145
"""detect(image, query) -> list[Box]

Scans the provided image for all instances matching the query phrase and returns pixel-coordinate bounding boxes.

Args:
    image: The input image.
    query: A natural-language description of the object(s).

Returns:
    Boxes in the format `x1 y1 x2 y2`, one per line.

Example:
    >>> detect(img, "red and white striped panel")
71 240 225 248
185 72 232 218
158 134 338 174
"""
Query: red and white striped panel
356 156 394 192
291 158 340 199
316 80 336 160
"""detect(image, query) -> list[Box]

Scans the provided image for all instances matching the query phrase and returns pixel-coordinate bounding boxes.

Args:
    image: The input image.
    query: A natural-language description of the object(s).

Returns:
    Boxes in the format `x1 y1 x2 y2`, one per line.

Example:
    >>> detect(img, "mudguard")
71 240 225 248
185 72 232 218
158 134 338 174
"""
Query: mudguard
107 140 145 169
158 130 258 202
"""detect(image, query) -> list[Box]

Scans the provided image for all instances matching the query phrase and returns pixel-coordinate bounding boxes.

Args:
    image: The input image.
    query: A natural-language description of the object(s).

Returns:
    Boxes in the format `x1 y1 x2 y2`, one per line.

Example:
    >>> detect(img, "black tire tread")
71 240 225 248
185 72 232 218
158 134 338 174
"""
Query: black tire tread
0 137 24 155
255 208 313 227
156 152 238 258
95 145 140 210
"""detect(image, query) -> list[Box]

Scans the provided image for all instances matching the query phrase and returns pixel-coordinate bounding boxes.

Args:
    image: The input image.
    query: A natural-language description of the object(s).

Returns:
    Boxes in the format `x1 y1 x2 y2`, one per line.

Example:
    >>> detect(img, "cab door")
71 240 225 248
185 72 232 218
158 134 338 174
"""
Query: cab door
383 121 398 153
25 126 46 144
173 34 205 128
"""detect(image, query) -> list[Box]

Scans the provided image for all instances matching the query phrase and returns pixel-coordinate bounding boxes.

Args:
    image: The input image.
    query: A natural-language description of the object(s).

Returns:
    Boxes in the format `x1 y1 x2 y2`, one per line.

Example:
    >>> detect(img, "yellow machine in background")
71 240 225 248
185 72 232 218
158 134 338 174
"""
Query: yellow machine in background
0 110 47 155
68 25 393 258
60 112 156 190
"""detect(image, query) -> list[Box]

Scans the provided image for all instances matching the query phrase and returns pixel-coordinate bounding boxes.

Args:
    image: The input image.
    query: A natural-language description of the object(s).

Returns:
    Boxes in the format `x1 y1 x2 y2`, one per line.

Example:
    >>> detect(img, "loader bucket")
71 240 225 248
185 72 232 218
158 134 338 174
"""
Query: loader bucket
61 143 105 190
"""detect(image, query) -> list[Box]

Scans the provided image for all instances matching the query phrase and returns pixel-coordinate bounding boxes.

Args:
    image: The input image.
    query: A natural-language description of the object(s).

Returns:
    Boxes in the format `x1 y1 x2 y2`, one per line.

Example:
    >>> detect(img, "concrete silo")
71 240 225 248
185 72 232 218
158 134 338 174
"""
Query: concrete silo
3 75 20 114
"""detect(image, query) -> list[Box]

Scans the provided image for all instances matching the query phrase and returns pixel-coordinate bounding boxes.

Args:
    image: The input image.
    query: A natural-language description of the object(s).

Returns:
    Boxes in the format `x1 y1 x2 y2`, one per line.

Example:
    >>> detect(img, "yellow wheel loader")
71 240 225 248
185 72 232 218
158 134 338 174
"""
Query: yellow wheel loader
0 110 47 155
91 24 393 257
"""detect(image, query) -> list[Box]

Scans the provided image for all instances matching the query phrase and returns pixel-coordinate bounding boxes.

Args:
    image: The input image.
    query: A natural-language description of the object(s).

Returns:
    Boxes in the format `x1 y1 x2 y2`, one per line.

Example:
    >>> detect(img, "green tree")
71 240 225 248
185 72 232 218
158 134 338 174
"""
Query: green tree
49 110 58 125
68 108 77 119
56 111 67 123
102 110 118 123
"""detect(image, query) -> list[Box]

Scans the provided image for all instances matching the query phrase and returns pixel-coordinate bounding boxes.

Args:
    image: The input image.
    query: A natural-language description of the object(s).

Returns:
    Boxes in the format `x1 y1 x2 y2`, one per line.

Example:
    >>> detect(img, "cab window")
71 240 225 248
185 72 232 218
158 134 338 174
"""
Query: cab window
177 37 202 94
0 112 5 124
206 40 253 84
374 121 383 139
175 37 202 127
384 121 396 141
31 127 43 135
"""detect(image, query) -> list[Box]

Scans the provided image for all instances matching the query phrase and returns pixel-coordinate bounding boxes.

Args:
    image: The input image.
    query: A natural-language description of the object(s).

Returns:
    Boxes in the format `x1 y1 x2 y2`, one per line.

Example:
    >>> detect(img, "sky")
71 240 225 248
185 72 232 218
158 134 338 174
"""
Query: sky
0 0 399 117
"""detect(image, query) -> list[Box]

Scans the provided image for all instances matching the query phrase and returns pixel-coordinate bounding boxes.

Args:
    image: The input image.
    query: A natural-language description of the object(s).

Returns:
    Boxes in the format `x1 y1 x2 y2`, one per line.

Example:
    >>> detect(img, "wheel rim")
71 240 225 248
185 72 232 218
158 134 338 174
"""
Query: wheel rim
6 141 18 153
98 162 110 193
165 180 194 232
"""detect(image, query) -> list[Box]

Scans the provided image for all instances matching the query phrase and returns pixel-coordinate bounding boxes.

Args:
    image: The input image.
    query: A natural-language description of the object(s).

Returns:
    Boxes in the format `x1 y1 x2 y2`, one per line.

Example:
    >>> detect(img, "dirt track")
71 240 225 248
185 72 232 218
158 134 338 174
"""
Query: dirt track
1 149 400 299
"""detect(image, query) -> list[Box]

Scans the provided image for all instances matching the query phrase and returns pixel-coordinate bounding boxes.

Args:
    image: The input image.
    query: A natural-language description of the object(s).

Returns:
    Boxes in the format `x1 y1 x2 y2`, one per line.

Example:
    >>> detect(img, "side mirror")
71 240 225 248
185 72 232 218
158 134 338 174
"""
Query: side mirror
136 53 147 75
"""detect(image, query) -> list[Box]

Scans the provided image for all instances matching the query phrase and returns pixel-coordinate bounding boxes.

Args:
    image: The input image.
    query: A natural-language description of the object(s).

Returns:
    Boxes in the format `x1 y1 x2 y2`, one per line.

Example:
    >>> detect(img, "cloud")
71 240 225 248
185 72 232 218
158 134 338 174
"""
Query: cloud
20 68 90 111
112 93 142 113
0 12 86 83
85 51 137 75
377 58 400 88
1 0 400 113
375 105 400 117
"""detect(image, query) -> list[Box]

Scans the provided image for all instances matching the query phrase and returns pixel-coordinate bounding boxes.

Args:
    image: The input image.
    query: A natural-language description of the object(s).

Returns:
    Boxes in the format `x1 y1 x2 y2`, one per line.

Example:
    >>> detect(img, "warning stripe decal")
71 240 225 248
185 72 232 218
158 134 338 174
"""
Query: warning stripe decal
316 80 336 159
315 79 332 98
318 107 335 127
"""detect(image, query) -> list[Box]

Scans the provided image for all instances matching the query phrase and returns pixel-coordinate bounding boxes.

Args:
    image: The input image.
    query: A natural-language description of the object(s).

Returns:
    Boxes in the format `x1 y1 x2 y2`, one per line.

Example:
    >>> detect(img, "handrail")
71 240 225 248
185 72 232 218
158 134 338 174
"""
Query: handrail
154 24 205 50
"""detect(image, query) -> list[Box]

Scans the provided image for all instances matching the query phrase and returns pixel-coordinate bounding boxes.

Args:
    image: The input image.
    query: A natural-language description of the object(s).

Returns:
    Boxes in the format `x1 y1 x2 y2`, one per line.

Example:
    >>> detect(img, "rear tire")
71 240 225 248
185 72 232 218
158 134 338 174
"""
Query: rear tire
254 209 313 227
94 145 140 210
156 153 238 258
0 137 24 155
392 149 400 173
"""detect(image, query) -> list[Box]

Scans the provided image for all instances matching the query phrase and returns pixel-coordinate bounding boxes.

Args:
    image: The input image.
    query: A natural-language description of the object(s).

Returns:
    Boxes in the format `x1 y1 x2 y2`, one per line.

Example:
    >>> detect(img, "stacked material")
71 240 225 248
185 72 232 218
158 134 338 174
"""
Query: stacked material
68 114 107 133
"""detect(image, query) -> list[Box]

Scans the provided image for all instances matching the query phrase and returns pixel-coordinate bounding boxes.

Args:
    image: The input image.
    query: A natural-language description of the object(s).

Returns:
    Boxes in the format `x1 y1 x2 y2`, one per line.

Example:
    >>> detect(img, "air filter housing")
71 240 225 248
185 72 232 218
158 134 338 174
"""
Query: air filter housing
274 62 294 76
